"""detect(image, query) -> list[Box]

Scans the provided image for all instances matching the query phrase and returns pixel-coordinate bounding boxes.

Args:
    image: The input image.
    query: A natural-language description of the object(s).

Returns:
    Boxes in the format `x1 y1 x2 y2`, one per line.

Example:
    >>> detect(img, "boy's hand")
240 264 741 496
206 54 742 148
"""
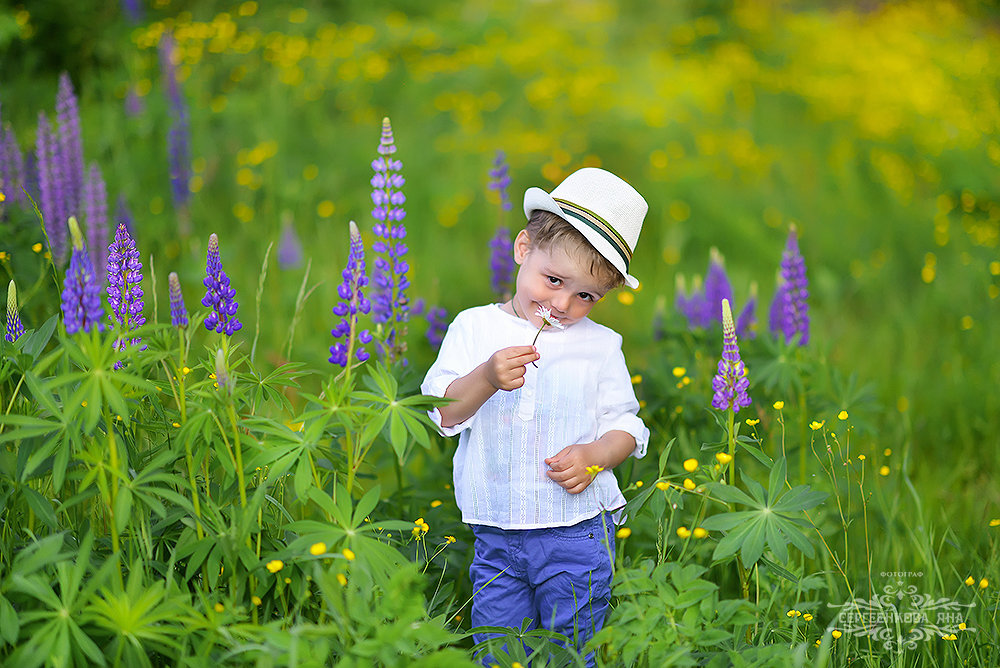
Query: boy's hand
544 443 600 495
485 346 539 391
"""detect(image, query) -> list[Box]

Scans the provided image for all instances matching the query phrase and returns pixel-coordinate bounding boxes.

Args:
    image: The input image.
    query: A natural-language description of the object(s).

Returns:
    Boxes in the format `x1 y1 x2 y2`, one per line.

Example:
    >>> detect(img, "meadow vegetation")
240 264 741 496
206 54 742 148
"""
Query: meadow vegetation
0 1 998 665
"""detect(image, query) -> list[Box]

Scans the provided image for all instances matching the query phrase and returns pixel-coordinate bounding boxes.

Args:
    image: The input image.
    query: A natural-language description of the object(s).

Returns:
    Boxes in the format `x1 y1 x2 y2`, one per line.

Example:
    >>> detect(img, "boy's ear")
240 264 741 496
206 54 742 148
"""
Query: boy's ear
513 229 531 265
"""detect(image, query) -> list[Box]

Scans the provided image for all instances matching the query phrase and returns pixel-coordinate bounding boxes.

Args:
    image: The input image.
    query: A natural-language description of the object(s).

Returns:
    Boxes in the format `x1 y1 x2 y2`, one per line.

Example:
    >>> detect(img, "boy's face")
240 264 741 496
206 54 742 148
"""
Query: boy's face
511 229 608 328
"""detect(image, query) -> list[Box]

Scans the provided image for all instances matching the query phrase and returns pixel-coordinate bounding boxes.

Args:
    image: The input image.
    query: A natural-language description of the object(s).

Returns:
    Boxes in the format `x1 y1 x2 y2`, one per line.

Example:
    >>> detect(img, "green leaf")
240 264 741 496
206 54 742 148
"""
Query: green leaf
353 485 380 525
0 594 19 646
389 411 407 459
700 510 758 532
704 482 758 507
771 485 827 513
22 486 58 529
294 454 312 501
767 457 787 505
736 437 773 468
740 517 768 565
765 515 789 563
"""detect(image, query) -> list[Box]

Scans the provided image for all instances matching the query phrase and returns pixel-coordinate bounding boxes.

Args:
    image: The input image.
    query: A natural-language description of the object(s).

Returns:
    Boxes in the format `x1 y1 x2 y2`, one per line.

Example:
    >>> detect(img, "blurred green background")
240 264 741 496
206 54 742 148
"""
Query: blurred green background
1 0 998 515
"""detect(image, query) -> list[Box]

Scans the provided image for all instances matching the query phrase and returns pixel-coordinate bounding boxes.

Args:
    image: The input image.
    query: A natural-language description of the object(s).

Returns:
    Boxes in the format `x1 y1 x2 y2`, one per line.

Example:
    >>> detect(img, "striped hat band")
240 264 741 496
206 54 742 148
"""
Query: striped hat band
553 197 632 269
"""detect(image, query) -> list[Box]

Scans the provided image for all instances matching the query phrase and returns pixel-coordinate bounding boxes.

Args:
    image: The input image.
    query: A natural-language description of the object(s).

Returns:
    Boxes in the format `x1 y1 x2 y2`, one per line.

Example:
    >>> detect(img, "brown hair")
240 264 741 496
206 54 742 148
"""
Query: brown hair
525 210 625 290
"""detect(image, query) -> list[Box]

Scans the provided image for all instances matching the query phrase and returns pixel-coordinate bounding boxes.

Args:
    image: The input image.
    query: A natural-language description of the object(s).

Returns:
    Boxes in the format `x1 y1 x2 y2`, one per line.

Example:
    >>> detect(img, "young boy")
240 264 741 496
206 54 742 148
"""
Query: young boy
421 167 649 662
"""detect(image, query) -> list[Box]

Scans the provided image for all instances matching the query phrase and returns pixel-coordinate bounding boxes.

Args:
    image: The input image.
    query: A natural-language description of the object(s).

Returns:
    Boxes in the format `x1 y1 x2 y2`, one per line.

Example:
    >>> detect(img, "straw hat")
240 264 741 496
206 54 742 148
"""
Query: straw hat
523 167 647 289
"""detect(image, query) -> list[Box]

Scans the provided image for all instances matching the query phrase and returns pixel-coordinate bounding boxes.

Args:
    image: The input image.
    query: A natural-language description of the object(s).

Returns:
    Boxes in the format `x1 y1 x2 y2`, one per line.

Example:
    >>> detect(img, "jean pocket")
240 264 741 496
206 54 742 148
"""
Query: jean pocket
545 516 613 543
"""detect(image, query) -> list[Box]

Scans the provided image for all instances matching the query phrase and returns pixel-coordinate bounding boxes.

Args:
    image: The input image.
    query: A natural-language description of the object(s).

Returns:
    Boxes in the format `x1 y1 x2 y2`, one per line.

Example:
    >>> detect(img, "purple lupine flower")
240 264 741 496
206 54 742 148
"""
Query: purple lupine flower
488 150 512 212
116 194 135 238
106 223 145 364
5 280 24 343
704 248 733 326
769 226 810 345
61 217 104 334
36 112 68 262
159 32 191 214
124 87 145 117
56 72 84 222
425 306 448 350
277 215 303 269
711 299 751 413
370 117 409 360
488 227 514 299
121 0 144 24
83 162 108 277
202 233 242 336
330 221 372 367
735 282 757 340
676 274 713 329
168 272 188 328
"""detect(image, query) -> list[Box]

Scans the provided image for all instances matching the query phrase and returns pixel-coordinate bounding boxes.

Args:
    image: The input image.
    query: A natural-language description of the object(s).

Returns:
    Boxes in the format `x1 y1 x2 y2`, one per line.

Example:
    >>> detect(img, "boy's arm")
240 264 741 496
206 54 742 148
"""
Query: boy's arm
544 431 636 495
438 345 539 428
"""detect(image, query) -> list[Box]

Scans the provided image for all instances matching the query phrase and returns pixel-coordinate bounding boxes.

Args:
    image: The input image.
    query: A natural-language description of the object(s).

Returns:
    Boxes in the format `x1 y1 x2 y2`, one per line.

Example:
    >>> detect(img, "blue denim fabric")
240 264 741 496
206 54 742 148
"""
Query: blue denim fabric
469 514 615 666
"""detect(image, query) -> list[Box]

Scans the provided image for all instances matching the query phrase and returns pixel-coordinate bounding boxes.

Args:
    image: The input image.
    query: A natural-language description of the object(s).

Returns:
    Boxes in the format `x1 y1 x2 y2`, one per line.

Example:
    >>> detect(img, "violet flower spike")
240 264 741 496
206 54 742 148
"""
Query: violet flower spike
488 227 514 299
425 306 448 350
277 213 303 270
36 112 68 263
61 217 104 335
735 282 758 340
488 149 512 212
704 248 733 326
106 223 146 365
5 280 24 343
168 272 188 328
369 117 409 360
56 72 84 221
711 299 751 413
769 226 810 345
83 162 109 276
330 221 372 367
202 233 242 336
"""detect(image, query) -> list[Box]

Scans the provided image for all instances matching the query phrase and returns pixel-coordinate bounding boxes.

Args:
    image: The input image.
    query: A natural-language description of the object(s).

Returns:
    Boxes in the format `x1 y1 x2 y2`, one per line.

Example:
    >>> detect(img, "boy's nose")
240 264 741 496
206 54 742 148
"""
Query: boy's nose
549 296 570 315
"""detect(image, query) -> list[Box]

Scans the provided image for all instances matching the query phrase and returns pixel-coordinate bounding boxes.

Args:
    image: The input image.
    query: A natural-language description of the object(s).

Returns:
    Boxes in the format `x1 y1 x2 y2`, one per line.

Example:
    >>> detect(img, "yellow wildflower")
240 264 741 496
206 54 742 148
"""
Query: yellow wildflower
251 596 262 606
692 527 707 539
634 480 643 488
942 634 957 640
266 559 283 573
32 243 43 253
857 454 866 461
838 410 849 420
336 573 347 586
430 499 443 508
989 519 1000 527
676 526 691 538
879 466 890 476
631 374 642 384
773 401 784 410
803 613 813 621
716 452 733 465
214 603 224 613
980 578 989 589
965 576 975 586
884 448 892 456
672 366 686 377
182 366 191 375
616 527 632 539
959 622 967 630
656 481 670 491
809 420 825 431
683 458 699 472
683 478 696 490
586 465 605 476
814 639 821 647
786 609 798 617
172 422 181 428
512 663 524 668
445 535 456 544
746 418 759 426
342 548 355 561
832 630 842 639
309 542 326 556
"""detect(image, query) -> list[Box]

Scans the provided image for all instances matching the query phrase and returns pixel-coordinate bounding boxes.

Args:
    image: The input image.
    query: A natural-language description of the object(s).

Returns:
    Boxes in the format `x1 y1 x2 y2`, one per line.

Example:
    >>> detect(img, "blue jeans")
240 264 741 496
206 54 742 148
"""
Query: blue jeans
469 514 615 666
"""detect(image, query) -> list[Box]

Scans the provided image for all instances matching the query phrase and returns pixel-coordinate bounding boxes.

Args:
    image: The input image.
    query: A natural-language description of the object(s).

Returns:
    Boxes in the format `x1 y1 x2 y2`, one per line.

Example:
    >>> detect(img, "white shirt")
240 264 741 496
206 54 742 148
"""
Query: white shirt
421 304 649 530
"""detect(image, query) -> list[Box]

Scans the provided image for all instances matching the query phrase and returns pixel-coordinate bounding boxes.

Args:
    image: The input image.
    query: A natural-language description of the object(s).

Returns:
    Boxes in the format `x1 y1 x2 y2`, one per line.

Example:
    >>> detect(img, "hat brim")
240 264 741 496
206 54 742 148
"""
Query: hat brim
523 186 639 289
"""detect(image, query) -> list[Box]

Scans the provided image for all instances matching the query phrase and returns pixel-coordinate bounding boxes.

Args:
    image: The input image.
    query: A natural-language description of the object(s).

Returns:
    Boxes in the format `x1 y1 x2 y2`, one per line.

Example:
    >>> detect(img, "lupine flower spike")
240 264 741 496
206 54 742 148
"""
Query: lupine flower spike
277 212 303 270
330 221 373 367
769 225 810 345
61 217 104 334
168 272 188 328
488 151 515 300
370 117 409 361
106 222 146 365
425 306 448 350
5 280 24 343
736 281 757 339
704 248 733 324
712 299 751 413
202 233 242 336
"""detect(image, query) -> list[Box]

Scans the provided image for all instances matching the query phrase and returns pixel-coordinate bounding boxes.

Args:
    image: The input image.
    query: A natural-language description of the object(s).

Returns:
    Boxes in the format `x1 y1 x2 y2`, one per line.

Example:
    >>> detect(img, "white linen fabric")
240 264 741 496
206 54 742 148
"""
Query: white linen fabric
421 304 649 530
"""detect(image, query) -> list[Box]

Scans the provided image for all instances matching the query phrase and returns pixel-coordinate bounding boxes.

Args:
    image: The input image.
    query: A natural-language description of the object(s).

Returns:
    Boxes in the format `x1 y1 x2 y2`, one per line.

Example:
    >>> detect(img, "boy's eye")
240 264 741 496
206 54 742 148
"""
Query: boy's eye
578 292 595 302
547 276 561 286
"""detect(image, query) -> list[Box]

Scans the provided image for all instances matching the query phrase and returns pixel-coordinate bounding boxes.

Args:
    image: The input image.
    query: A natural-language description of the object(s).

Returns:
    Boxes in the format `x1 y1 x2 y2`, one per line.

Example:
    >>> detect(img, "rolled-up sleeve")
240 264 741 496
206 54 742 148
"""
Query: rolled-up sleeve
420 312 477 437
595 339 649 459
